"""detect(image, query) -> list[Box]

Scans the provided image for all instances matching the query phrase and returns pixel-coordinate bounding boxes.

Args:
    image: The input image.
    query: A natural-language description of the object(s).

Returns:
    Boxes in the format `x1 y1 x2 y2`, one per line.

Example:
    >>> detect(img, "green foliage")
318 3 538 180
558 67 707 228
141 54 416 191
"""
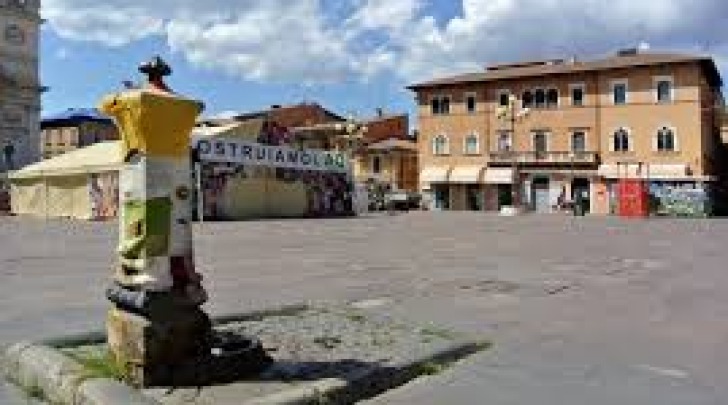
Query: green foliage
344 312 366 323
312 336 342 350
22 383 44 401
419 325 457 340
414 361 446 376
63 348 127 382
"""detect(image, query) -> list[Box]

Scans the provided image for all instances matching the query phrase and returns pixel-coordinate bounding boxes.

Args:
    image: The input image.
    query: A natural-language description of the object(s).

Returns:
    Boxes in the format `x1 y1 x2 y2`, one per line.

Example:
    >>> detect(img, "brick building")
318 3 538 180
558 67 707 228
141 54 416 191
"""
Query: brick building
409 50 726 215
40 108 118 160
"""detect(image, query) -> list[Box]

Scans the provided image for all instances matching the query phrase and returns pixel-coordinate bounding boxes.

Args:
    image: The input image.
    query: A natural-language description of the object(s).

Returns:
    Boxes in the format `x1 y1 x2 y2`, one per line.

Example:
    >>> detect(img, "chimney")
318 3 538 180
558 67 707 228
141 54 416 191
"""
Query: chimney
617 48 639 57
376 108 383 117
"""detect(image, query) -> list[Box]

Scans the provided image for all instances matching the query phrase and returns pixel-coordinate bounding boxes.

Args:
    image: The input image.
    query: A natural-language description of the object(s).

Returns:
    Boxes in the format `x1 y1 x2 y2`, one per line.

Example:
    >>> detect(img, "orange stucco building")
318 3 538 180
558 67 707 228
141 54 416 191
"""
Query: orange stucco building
409 50 726 215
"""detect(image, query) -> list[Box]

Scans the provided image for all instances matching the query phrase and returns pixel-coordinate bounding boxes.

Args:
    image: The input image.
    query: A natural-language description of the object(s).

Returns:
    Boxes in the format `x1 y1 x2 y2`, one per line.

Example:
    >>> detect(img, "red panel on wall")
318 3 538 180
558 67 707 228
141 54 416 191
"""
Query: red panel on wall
618 180 649 218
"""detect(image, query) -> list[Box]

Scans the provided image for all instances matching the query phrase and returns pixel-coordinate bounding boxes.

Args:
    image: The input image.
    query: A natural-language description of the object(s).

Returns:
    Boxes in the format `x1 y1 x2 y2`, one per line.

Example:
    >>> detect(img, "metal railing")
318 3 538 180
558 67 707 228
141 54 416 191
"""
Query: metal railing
489 150 599 165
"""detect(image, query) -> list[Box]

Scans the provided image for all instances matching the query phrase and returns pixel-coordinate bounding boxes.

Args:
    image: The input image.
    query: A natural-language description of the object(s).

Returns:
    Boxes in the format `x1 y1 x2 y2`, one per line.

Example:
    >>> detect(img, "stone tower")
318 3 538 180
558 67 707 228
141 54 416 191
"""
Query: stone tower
0 0 41 172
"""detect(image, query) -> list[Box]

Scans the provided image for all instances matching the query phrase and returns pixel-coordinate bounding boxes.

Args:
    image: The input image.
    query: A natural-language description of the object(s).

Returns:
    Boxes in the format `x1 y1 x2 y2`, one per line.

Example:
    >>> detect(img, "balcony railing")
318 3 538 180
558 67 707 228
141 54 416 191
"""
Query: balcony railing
489 150 599 165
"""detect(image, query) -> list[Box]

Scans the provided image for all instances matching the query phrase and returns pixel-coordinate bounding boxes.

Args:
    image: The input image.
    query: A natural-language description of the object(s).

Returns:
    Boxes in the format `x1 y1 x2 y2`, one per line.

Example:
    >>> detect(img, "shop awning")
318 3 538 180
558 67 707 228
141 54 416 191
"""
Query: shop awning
598 163 690 180
449 166 485 183
483 168 515 184
420 166 450 184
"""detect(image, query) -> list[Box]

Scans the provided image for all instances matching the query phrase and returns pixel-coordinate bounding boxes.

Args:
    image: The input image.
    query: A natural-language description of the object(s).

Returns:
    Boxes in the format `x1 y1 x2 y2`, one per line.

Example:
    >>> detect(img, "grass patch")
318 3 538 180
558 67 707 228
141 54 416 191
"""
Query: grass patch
344 312 367 324
419 325 457 341
312 336 343 350
22 383 45 402
413 361 447 376
413 339 492 377
62 347 126 382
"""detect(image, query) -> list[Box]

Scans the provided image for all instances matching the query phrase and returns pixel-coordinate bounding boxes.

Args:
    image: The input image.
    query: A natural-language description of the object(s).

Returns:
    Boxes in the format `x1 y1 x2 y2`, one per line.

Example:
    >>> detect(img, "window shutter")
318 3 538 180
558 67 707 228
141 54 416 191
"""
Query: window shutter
673 129 679 152
628 131 634 152
444 136 450 155
652 130 659 152
609 132 615 152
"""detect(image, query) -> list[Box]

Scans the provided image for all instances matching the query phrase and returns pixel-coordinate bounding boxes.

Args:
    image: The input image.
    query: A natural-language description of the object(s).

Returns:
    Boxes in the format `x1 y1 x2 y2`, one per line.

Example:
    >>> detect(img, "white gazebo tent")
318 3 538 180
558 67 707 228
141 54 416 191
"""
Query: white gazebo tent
8 141 123 219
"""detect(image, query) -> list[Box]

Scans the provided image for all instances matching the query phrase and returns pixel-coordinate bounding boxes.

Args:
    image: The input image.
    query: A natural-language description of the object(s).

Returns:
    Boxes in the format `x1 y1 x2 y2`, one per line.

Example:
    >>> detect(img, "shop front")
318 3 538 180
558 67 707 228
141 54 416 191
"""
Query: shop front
596 163 715 217
448 166 486 211
419 166 451 210
519 170 597 214
483 168 516 211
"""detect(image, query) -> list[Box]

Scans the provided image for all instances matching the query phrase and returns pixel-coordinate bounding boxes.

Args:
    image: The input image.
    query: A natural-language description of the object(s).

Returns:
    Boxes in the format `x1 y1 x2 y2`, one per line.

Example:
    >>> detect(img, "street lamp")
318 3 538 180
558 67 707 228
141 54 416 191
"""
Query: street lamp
334 116 368 214
496 94 530 210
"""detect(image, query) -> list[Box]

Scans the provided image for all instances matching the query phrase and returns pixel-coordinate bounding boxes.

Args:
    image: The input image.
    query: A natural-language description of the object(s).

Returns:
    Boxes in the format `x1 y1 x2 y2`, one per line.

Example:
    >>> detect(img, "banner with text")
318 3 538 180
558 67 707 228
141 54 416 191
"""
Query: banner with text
194 137 350 173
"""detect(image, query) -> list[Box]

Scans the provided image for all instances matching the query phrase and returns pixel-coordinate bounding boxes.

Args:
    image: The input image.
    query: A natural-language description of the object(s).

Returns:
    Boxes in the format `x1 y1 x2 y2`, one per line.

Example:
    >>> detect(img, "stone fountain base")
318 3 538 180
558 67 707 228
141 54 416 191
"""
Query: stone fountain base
106 286 271 387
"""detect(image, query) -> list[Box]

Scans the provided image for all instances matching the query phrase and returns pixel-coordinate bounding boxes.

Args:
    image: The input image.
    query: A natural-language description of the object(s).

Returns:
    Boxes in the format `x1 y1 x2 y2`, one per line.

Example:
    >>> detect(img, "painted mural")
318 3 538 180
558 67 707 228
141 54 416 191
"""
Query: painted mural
200 162 353 220
89 172 119 220
649 182 712 217
99 57 206 304
196 119 353 219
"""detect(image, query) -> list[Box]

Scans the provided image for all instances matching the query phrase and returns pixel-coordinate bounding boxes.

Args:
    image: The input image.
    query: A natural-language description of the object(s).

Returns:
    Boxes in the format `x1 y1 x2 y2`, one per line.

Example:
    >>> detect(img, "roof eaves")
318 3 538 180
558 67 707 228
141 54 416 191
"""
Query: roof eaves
407 53 717 90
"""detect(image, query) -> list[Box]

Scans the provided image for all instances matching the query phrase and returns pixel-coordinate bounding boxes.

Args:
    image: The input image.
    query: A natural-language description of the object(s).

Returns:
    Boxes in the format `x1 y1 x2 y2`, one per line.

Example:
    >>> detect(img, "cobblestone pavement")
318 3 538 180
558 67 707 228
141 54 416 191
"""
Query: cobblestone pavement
2 212 728 404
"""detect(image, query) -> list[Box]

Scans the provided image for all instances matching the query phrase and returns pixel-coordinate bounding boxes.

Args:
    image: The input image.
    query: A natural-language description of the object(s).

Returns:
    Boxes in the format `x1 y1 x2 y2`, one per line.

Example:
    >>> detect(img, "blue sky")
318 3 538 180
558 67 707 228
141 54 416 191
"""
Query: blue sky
41 29 417 120
41 0 728 125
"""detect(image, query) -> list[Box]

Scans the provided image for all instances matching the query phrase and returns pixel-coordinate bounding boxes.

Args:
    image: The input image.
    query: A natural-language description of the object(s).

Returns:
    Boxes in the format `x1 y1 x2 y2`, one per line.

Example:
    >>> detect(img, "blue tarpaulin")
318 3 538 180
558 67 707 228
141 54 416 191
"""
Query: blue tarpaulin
41 108 113 129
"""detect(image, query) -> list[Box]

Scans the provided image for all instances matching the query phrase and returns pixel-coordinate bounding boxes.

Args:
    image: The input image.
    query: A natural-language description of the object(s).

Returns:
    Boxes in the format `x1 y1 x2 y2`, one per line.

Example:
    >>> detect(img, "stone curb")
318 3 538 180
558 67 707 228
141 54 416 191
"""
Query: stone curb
2 303 311 404
243 340 489 405
2 342 157 405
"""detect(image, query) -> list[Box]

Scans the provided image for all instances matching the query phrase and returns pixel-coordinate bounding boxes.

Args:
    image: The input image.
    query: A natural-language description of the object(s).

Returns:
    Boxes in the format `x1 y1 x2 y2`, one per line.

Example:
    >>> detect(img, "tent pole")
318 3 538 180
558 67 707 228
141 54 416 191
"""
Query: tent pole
44 175 48 219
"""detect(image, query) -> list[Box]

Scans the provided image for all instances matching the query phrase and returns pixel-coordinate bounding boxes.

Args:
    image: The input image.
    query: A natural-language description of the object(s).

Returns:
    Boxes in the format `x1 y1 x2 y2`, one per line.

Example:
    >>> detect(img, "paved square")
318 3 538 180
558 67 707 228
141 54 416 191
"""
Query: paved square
2 213 728 404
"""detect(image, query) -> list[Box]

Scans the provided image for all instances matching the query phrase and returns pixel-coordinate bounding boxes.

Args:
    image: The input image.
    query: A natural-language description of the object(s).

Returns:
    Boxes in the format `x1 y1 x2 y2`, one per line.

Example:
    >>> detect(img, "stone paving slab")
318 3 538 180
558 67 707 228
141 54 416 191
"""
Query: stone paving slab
3 214 728 404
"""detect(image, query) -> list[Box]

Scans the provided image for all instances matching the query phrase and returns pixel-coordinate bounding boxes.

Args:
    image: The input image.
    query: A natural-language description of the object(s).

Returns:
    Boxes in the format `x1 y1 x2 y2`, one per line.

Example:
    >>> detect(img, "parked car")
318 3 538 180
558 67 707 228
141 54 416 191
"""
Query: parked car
384 190 421 211
0 181 10 214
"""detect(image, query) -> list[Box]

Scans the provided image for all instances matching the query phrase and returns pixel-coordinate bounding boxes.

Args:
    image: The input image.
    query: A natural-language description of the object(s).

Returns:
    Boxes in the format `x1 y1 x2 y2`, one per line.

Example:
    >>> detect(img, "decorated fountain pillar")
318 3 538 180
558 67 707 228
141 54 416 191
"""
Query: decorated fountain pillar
99 57 268 387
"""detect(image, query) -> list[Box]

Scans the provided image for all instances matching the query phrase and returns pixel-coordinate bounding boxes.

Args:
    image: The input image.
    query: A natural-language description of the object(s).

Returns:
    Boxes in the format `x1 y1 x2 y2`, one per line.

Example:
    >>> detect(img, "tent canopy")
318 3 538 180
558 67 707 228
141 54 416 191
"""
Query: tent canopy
193 120 262 141
9 141 123 180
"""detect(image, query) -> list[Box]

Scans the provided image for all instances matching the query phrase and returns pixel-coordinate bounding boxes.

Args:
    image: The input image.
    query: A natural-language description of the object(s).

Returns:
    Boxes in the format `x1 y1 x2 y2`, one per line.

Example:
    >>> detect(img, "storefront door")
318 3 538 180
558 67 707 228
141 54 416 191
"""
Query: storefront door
572 178 591 214
466 185 483 211
433 185 450 210
532 177 550 213
497 184 513 209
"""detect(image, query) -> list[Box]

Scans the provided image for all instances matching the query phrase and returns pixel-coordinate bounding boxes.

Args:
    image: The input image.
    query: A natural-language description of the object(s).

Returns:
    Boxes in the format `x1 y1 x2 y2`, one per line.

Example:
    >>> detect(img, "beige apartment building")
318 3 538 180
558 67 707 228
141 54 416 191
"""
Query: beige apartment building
409 50 726 215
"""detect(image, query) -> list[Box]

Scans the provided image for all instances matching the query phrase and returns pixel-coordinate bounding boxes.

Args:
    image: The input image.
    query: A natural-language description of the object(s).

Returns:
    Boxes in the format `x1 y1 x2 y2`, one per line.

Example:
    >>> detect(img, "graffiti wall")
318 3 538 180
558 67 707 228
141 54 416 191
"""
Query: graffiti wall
89 171 119 220
200 162 353 220
649 182 712 217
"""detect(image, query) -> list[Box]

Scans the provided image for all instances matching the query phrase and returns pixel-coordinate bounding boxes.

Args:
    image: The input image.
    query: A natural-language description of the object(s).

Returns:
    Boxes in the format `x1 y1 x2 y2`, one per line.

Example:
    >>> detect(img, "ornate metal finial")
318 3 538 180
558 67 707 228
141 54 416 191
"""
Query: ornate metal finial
139 56 173 92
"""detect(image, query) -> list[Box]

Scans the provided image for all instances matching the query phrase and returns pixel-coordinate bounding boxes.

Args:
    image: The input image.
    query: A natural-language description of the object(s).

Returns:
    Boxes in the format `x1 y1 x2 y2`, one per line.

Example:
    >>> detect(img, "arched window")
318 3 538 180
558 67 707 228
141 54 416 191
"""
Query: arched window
522 91 534 108
613 128 630 152
433 134 449 155
656 127 676 152
546 89 559 107
464 133 479 155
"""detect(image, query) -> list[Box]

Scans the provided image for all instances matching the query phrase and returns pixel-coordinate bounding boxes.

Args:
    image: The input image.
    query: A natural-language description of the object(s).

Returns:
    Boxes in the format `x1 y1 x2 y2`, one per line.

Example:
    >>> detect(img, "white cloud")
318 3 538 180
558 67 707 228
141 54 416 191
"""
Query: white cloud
43 2 164 46
42 0 728 84
54 47 70 60
207 110 239 120
347 0 422 31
